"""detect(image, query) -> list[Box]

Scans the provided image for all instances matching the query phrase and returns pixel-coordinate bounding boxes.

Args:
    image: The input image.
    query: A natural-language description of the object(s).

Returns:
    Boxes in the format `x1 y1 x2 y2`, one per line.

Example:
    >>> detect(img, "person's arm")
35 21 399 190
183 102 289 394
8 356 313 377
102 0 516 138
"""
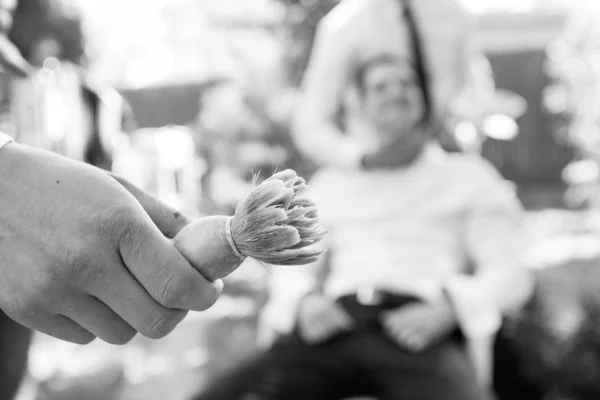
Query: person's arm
292 3 364 169
443 157 535 385
445 159 534 329
0 141 221 345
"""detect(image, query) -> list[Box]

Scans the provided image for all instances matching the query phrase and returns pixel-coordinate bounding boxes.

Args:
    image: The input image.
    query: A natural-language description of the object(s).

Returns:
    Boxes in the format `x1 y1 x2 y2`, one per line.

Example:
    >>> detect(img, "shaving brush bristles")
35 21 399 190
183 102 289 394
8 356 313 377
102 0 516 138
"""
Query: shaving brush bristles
172 169 326 282
231 169 326 265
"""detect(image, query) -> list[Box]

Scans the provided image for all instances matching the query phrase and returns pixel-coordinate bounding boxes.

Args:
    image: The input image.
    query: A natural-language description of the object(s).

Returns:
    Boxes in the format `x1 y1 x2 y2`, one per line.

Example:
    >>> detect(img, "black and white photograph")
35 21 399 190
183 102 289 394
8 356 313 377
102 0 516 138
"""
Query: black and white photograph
0 1 598 400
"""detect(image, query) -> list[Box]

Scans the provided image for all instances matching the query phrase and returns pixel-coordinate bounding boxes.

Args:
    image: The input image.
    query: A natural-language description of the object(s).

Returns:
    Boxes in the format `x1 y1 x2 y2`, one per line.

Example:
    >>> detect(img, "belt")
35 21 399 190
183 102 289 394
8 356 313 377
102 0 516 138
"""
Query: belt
339 289 420 309
335 289 464 344
334 290 421 333
356 286 385 306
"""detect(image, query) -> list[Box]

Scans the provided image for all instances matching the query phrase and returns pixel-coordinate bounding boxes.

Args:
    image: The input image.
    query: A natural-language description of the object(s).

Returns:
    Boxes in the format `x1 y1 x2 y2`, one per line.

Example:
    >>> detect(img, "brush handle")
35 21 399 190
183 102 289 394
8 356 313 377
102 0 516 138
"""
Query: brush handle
173 215 245 281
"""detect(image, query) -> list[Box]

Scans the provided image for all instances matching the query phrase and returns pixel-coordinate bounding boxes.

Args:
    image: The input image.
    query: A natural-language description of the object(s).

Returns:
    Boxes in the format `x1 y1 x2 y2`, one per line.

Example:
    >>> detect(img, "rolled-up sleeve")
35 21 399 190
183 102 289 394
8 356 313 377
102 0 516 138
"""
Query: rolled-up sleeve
292 3 364 169
444 159 535 339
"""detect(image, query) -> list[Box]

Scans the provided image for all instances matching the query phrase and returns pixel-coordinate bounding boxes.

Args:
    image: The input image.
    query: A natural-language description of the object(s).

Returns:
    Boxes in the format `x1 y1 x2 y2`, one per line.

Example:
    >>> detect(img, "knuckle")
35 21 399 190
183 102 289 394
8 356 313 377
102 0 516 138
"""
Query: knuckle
144 310 185 339
56 251 102 287
28 270 66 311
119 219 148 252
91 204 138 241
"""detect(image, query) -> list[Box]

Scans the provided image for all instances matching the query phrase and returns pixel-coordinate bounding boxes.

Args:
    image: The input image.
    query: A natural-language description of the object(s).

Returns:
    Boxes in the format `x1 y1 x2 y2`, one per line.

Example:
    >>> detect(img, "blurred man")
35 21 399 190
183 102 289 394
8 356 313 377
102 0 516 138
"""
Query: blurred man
195 55 533 400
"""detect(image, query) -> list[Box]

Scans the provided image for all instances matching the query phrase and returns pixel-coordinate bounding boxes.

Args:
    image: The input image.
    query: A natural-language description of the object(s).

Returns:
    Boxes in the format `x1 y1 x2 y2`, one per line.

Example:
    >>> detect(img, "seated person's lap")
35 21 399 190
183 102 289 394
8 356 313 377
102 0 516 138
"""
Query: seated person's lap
195 295 491 400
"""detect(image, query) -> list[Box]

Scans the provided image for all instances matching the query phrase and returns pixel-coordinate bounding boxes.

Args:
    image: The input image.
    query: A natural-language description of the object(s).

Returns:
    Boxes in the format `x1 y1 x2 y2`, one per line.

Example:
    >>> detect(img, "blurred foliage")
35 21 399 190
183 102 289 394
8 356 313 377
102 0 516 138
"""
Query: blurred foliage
498 259 600 400
544 2 600 207
196 81 319 216
238 0 345 179
8 0 86 66
272 0 340 86
202 0 343 190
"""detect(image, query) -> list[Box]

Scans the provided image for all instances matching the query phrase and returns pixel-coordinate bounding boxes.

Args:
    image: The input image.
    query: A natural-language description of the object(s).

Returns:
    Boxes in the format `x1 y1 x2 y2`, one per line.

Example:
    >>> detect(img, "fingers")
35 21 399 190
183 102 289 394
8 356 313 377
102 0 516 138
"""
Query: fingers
108 172 191 239
5 310 96 345
331 306 354 330
85 260 189 339
381 308 429 352
118 215 222 312
40 316 97 345
300 303 354 344
108 173 222 311
312 304 353 331
60 295 137 345
301 318 341 344
382 301 458 352
387 324 426 352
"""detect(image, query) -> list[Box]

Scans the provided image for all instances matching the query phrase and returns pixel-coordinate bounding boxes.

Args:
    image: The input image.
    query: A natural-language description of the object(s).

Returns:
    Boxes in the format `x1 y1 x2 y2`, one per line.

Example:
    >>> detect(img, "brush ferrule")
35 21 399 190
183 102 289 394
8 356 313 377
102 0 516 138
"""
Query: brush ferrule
225 216 245 260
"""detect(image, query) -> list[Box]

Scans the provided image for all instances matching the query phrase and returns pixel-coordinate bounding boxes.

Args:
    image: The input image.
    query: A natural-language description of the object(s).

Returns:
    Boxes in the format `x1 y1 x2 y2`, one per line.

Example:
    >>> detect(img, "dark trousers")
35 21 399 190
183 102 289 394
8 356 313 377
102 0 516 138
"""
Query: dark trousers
195 293 492 400
0 311 32 400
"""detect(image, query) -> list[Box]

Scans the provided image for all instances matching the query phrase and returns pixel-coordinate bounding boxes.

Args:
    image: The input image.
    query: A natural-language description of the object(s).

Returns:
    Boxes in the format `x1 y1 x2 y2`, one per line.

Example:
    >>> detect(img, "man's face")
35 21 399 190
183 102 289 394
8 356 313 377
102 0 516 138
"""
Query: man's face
361 60 424 140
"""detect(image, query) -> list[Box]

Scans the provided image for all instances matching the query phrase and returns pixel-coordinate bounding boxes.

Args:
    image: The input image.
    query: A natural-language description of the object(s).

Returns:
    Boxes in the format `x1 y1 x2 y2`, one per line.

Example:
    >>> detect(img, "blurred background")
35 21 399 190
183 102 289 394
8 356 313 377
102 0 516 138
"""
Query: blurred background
4 0 600 399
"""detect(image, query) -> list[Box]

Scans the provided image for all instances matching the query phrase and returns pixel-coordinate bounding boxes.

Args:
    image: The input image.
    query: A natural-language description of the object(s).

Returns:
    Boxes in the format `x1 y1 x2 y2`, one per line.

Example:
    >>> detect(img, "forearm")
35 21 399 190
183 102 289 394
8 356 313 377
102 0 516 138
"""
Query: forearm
292 2 362 169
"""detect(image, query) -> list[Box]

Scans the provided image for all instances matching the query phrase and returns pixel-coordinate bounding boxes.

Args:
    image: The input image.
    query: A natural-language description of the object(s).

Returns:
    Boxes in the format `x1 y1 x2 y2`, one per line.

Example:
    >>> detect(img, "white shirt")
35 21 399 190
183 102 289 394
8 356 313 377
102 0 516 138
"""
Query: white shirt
262 145 533 340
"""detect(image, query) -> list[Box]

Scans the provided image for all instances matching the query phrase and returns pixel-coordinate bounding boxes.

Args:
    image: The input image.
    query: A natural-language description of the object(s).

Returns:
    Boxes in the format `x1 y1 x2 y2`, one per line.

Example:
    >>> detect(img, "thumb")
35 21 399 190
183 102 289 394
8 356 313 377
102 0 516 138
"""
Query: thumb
108 172 191 238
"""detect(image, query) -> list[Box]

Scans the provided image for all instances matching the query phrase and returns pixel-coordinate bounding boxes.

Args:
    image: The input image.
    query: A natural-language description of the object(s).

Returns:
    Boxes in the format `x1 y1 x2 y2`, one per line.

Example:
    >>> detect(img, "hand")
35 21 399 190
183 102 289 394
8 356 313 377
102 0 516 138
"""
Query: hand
296 293 354 344
380 299 457 353
0 144 222 345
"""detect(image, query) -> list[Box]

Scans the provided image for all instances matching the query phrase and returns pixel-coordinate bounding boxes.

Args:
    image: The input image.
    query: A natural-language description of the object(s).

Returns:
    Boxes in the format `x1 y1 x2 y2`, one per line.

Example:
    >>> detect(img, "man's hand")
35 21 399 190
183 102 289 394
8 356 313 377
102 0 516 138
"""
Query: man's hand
0 144 222 345
297 293 354 345
380 298 457 353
